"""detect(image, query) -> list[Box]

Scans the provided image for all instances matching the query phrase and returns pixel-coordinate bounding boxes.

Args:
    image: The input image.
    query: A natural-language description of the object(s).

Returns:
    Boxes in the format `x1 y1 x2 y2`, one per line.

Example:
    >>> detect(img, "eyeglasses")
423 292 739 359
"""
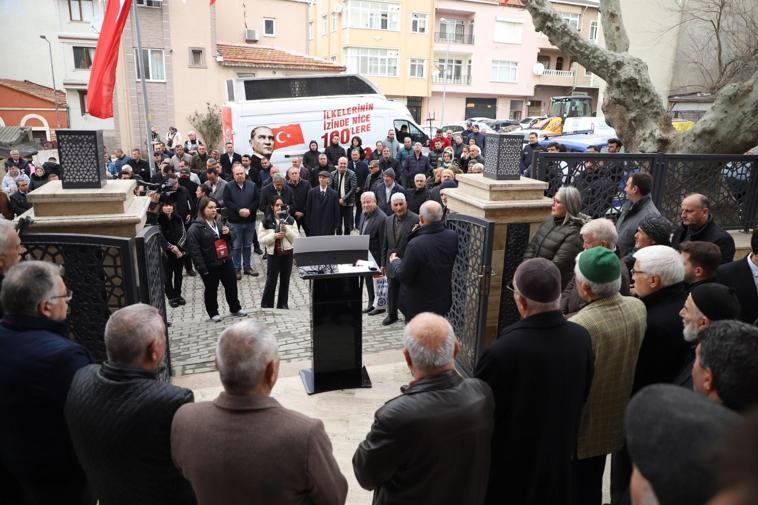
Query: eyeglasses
49 289 73 302
630 268 648 276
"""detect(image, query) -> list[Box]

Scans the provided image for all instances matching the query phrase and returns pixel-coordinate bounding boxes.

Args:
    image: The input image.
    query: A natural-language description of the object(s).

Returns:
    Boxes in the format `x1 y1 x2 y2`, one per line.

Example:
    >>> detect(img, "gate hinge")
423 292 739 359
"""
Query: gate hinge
479 265 492 297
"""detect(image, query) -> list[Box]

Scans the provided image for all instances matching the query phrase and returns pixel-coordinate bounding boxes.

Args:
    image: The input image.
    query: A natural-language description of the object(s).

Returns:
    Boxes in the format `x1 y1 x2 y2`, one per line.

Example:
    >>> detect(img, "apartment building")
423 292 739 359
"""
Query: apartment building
309 0 435 123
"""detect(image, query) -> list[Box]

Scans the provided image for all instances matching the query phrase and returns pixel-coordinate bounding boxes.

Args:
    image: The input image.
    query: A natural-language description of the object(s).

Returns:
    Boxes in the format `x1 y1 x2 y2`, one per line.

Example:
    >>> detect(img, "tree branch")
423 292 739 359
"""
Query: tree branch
599 0 629 53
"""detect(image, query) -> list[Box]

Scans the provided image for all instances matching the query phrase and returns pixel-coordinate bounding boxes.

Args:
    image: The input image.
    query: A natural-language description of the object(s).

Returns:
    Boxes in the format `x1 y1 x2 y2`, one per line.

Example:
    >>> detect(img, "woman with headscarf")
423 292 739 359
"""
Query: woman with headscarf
522 186 587 289
302 140 321 172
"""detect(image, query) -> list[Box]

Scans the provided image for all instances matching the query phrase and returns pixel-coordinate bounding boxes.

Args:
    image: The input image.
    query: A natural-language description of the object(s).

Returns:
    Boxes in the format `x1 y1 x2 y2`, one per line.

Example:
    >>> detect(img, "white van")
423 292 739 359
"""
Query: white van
222 74 429 167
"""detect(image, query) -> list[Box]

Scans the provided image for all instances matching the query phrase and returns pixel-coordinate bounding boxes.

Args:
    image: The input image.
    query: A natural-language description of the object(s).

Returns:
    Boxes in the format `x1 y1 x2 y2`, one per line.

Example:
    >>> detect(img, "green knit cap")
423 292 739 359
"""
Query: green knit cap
578 246 621 283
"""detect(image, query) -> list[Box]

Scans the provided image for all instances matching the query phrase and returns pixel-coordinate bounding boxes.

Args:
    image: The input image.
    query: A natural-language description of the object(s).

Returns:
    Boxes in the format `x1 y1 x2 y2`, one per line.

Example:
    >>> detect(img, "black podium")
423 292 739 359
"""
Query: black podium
294 236 378 395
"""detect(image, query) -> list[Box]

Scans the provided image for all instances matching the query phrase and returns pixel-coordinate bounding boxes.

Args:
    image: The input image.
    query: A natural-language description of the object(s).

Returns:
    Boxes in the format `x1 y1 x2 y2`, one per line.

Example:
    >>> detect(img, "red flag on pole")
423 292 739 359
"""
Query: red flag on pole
87 0 132 119
272 124 305 149
210 0 216 5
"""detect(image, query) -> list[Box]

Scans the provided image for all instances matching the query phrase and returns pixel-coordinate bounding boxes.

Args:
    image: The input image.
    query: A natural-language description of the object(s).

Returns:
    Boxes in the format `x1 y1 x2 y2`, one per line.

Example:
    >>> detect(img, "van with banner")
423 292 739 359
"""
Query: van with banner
222 74 428 167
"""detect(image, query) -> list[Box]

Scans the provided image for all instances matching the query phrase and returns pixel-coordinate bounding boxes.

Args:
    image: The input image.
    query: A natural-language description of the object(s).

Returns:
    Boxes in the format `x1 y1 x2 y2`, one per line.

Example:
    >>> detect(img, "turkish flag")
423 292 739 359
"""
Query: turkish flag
87 0 132 119
272 124 305 149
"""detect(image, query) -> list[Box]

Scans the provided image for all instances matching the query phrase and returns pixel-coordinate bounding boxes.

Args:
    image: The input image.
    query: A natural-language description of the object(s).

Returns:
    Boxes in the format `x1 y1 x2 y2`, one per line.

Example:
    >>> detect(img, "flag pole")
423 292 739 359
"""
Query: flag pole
131 0 156 177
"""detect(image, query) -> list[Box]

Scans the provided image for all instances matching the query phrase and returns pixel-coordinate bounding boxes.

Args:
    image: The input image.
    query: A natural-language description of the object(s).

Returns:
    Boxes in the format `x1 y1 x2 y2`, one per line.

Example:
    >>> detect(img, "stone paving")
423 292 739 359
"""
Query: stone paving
167 252 404 376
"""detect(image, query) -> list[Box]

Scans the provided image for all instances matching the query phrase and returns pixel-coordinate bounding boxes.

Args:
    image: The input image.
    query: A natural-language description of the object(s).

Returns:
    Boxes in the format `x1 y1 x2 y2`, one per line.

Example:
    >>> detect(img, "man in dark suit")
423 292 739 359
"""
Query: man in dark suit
0 261 93 505
716 228 758 324
378 192 419 325
219 142 242 179
387 201 457 320
287 167 311 234
671 193 736 264
324 133 347 167
353 313 494 505
475 258 593 505
348 148 369 228
171 320 348 505
375 168 406 216
378 147 400 174
305 171 340 236
358 191 387 313
330 156 357 235
402 142 433 188
258 175 295 214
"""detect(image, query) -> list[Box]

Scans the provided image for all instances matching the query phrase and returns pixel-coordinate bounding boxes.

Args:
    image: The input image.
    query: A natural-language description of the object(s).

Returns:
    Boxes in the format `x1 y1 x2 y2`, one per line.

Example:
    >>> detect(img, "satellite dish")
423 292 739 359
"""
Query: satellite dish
533 63 545 76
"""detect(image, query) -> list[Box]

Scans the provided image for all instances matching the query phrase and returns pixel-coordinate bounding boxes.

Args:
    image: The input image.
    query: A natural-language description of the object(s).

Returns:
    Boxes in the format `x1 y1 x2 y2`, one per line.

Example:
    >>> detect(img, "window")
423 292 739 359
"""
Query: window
264 18 276 36
439 18 464 40
560 12 580 30
77 90 88 115
409 58 425 78
589 21 598 41
344 47 399 77
491 60 518 82
556 56 564 70
345 1 400 31
136 0 162 7
510 99 523 120
134 48 165 81
73 46 95 70
308 21 313 40
189 48 206 67
331 12 337 32
437 58 464 80
411 13 427 33
494 21 522 44
320 15 327 35
68 0 94 22
226 80 235 101
537 55 550 69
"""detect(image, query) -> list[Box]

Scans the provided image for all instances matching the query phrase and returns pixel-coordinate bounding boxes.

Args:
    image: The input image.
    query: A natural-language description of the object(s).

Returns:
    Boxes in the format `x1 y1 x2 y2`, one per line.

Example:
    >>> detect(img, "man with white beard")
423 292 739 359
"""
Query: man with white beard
675 282 740 388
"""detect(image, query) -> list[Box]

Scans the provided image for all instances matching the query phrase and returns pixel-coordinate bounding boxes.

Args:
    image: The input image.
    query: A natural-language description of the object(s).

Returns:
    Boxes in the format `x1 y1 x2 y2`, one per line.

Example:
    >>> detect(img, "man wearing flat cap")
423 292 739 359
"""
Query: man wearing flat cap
305 170 340 236
475 258 594 505
621 214 673 274
569 247 647 505
626 384 740 505
375 168 405 216
675 282 741 388
692 320 758 412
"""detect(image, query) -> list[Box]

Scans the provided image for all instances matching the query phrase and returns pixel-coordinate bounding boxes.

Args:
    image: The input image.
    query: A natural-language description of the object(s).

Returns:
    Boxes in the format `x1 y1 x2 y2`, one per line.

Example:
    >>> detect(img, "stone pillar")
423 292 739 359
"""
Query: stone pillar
444 174 551 346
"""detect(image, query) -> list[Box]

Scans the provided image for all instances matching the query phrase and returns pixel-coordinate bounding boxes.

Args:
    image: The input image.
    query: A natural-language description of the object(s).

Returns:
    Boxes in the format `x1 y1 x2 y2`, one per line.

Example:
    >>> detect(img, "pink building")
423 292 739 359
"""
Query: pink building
427 0 600 124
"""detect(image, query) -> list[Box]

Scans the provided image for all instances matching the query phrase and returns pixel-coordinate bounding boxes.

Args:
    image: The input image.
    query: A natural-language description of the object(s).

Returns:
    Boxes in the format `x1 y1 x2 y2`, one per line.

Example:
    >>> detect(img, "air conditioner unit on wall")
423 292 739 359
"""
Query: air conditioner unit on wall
245 29 259 42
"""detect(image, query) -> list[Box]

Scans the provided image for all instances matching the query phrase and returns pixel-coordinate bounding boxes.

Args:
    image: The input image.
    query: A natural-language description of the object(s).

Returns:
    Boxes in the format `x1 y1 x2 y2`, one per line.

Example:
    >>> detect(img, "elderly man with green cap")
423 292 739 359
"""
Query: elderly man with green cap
569 246 648 505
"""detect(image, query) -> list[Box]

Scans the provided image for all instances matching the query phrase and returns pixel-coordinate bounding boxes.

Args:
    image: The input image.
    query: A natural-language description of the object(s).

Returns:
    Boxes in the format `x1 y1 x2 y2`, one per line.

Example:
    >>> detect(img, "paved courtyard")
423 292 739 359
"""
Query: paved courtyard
167 253 405 376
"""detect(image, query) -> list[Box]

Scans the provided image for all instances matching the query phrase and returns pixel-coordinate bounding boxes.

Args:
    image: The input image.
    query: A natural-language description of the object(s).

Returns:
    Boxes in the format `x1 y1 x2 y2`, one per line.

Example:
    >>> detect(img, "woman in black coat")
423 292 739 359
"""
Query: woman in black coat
302 141 321 171
522 185 587 289
257 197 300 309
158 201 187 307
349 136 365 161
186 197 247 321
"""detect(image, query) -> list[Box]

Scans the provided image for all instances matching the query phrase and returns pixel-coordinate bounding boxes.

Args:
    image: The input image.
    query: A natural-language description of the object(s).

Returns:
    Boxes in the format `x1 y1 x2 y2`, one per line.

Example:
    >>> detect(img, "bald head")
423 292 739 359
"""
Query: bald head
403 313 458 372
681 193 711 228
419 200 444 224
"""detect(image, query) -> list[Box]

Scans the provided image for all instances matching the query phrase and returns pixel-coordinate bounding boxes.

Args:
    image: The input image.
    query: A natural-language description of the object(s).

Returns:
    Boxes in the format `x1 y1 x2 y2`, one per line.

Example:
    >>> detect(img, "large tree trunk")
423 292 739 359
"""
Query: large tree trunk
521 0 758 154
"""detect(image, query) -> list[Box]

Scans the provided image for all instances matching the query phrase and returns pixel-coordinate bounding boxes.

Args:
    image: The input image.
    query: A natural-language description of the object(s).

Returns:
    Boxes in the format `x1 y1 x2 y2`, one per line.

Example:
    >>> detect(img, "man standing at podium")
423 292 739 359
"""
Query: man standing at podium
305 171 341 236
388 201 457 320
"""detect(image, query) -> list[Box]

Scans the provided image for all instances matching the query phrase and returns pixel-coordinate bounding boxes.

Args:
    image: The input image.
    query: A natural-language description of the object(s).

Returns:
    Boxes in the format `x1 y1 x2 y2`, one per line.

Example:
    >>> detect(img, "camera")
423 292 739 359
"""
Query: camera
277 204 289 221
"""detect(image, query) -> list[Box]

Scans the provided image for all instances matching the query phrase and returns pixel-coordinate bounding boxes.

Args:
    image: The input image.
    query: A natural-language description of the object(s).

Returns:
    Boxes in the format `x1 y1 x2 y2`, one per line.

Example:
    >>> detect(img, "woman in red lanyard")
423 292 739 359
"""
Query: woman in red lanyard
187 197 248 322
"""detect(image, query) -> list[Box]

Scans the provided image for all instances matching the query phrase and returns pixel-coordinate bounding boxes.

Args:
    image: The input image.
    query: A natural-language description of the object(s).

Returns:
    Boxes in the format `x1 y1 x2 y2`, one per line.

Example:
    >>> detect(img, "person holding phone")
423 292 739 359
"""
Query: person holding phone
187 197 248 321
257 197 300 309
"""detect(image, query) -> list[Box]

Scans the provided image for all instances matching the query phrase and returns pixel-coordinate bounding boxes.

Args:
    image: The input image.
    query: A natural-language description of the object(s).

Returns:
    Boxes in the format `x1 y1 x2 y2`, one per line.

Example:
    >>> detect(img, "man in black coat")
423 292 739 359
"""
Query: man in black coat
258 175 294 214
348 148 369 228
0 262 93 505
324 133 347 166
378 192 418 325
305 171 340 236
9 178 32 217
358 192 387 312
519 132 543 175
311 154 335 187
219 142 242 179
387 201 457 320
354 313 494 505
65 304 196 505
330 157 358 235
671 193 735 264
716 228 758 324
475 258 593 505
378 147 400 174
287 167 311 234
407 174 431 214
402 142 433 188
375 168 406 216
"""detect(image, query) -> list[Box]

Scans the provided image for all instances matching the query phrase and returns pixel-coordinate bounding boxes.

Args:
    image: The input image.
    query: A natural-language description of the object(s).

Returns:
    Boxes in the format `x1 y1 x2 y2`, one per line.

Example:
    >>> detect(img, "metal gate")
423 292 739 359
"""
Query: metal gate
445 214 494 377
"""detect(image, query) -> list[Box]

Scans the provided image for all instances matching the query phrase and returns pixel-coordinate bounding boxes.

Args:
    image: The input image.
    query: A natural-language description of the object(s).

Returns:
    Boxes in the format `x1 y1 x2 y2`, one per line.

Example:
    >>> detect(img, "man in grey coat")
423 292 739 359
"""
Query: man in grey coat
171 320 347 505
615 172 660 256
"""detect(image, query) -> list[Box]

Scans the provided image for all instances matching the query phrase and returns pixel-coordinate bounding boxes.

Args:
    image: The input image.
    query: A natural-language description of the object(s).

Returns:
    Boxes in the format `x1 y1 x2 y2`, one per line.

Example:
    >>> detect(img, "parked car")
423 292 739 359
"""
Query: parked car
438 121 494 134
519 115 548 128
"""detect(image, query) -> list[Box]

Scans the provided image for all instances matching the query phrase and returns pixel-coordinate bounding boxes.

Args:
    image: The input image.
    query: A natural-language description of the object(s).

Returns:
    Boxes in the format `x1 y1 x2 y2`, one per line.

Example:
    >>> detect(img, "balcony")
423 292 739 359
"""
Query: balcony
434 31 475 45
432 73 472 85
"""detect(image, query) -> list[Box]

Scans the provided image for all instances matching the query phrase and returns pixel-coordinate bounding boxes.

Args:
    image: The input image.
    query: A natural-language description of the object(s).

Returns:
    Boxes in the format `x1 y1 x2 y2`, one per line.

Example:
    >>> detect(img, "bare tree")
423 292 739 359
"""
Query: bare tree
673 0 758 94
521 0 758 154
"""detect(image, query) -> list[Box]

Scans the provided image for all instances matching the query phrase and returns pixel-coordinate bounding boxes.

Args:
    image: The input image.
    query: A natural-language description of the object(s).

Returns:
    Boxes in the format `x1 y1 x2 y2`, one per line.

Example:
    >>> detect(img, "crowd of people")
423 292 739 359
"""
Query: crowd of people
1 123 758 505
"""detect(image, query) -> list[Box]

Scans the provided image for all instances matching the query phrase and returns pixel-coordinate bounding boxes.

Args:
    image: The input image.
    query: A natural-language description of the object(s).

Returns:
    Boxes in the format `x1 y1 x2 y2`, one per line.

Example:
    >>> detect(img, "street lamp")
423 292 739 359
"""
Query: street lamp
439 17 452 125
39 35 61 130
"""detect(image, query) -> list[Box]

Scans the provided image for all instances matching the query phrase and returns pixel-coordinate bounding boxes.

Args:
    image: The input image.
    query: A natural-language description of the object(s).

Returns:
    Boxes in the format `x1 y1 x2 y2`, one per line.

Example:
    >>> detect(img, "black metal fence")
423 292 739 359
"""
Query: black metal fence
532 152 758 231
21 229 171 380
